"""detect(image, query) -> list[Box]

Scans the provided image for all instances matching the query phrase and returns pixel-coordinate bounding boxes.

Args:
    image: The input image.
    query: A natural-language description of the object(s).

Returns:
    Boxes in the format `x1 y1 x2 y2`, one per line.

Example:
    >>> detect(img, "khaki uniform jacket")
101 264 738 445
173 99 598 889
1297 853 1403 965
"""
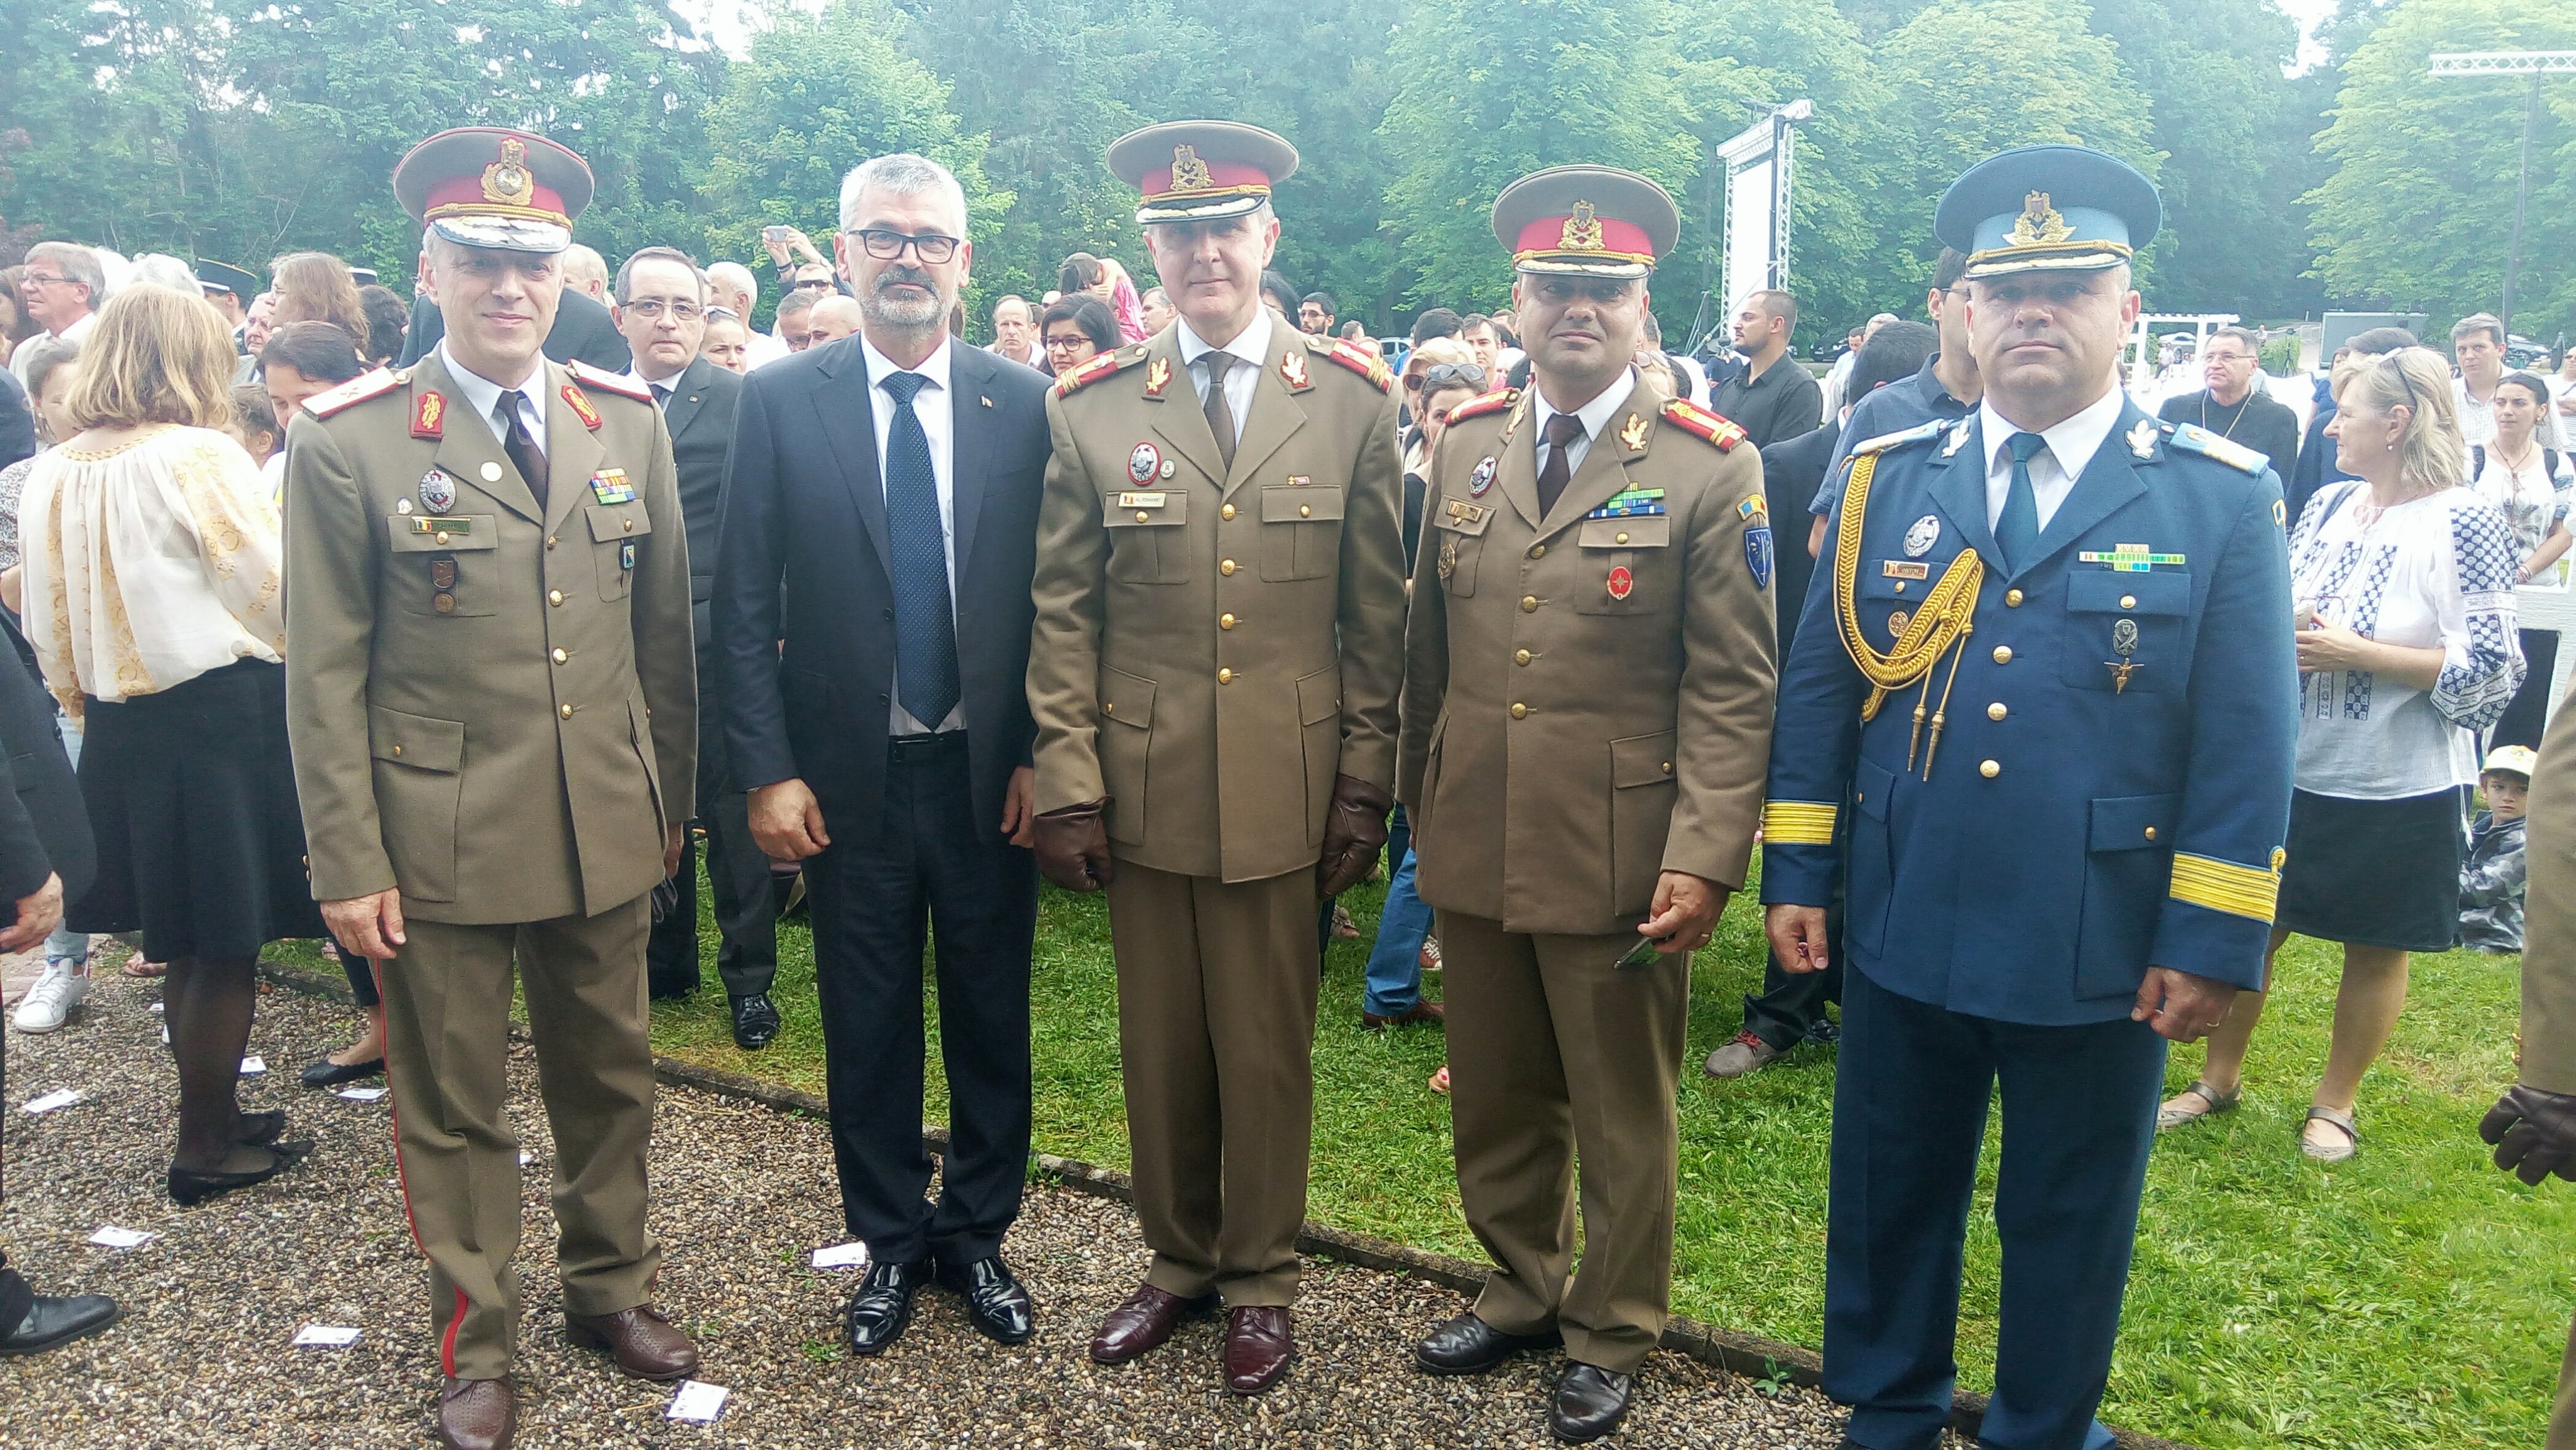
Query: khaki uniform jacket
1028 325 1408 884
282 351 696 925
2526 699 2576 1093
1397 378 1776 936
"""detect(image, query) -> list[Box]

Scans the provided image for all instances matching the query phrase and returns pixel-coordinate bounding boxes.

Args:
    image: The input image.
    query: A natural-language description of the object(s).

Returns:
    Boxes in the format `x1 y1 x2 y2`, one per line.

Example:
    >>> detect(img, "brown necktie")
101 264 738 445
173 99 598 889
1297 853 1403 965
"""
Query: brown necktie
1201 352 1239 469
1536 412 1585 515
498 390 549 506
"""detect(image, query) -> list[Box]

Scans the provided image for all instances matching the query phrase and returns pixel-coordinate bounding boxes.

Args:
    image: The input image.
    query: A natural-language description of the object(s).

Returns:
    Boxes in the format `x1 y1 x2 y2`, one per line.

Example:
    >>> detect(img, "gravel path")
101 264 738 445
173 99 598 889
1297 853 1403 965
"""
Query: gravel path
0 965 1865 1449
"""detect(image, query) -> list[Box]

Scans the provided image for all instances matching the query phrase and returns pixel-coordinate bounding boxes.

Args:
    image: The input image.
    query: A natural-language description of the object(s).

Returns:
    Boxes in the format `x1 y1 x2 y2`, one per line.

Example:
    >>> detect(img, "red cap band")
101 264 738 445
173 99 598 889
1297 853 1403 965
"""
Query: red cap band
1513 214 1658 260
1142 159 1274 200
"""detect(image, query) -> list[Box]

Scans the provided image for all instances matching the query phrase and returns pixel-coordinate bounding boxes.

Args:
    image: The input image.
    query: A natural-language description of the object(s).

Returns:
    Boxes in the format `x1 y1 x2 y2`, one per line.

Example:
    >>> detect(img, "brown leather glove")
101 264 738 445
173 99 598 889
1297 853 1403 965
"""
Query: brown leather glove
1032 800 1114 892
1316 774 1393 899
2481 1084 2576 1185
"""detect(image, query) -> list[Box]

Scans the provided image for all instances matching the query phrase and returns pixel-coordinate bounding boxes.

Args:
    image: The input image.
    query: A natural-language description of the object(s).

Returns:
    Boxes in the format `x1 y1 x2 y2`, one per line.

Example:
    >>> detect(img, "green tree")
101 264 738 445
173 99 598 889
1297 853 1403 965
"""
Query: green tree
2306 0 2576 335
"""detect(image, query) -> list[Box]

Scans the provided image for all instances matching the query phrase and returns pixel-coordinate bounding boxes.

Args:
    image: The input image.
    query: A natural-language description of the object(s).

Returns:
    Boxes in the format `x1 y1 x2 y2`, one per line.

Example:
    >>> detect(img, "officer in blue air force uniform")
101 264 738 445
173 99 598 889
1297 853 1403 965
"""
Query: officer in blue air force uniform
1761 145 2298 1450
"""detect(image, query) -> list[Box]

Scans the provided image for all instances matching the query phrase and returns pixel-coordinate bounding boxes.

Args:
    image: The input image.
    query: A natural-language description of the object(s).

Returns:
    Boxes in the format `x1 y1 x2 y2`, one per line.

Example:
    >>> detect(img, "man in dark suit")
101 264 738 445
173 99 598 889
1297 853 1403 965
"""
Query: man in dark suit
0 368 33 471
612 248 773 1044
400 275 631 372
715 153 1049 1356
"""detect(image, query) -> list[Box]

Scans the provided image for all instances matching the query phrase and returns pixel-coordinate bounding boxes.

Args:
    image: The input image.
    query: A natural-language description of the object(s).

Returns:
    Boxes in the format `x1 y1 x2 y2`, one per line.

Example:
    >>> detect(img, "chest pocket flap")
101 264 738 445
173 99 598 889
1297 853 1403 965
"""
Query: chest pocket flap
586 503 653 543
1262 485 1345 523
1105 492 1188 527
387 515 499 552
1578 515 1670 550
2066 570 2189 615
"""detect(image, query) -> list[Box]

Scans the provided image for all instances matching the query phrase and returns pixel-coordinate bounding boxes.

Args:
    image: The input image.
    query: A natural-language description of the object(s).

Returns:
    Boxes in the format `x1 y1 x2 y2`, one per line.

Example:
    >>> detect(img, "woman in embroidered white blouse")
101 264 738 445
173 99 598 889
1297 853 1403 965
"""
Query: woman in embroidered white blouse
17 282 323 1202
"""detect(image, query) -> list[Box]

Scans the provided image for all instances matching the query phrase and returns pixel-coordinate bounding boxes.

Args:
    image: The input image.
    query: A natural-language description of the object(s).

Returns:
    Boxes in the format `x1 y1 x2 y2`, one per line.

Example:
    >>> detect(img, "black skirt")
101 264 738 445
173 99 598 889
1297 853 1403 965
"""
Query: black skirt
2275 786 2467 953
68 658 324 959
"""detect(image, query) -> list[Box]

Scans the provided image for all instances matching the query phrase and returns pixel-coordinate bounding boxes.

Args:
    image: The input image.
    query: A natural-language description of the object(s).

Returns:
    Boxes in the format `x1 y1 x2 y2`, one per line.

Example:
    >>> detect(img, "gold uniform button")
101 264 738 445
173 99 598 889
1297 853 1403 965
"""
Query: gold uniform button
2005 588 2023 607
1894 580 1907 594
1521 595 1539 613
546 535 559 550
1510 703 1528 719
1218 668 1234 684
1991 645 2012 664
560 704 575 719
390 744 403 757
1219 613 1236 629
1221 559 1237 575
434 530 450 545
1529 545 1546 560
1299 503 1312 518
1987 702 2007 721
1661 762 1673 774
548 589 565 606
1221 503 1237 521
1136 511 1150 522
1514 648 1532 666
2144 826 2159 841
623 519 635 533
1615 531 1630 545
551 648 568 664
1980 759 2001 779
2119 594 2137 610
1103 701 1114 715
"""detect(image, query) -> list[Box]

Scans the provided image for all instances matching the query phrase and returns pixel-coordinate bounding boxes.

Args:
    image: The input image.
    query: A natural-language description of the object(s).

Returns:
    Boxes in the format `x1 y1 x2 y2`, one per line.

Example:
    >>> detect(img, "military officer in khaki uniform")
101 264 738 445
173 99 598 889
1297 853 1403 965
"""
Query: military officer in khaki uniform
282 130 699 1450
1396 167 1777 1443
1025 120 1409 1395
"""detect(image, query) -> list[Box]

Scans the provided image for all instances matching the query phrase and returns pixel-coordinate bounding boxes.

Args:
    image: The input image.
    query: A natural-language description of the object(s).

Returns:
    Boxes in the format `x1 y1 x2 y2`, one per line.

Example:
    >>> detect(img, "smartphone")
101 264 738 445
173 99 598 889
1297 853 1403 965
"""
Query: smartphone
762 225 790 244
1613 933 1675 970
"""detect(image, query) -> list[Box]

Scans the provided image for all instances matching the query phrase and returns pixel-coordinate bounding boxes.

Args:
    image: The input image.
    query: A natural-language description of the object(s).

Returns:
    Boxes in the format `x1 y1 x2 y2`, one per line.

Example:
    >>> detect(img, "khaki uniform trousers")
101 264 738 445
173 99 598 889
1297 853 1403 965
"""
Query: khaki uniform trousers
376 897 660 1381
2554 1311 2576 1450
1438 908 1690 1374
1105 862 1320 1306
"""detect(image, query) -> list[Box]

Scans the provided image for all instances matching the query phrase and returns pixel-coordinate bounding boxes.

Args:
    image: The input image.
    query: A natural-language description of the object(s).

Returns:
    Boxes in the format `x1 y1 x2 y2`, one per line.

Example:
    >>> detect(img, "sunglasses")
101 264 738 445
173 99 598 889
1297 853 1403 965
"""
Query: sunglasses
1422 362 1487 390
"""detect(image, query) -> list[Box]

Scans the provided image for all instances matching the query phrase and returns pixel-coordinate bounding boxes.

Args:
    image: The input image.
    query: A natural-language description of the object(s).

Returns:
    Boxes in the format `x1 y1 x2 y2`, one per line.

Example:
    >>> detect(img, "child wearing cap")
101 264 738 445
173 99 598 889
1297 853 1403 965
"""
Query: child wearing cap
2462 744 2537 953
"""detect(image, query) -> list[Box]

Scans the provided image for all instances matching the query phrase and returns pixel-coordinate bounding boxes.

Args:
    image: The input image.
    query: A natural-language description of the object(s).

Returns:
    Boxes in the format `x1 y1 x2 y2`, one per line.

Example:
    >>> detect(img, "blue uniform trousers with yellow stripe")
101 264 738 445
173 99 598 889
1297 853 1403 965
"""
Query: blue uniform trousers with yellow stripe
1829 967 2165 1450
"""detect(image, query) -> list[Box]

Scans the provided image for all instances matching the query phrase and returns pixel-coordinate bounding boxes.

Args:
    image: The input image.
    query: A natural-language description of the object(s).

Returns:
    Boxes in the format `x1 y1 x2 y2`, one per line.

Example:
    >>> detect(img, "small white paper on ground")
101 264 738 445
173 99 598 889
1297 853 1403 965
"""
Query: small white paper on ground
148 1001 163 1013
811 1242 870 1271
88 1227 153 1248
336 1086 387 1101
160 1025 170 1044
22 1089 81 1114
291 1325 363 1347
239 1055 266 1075
667 1381 729 1422
519 1150 536 1165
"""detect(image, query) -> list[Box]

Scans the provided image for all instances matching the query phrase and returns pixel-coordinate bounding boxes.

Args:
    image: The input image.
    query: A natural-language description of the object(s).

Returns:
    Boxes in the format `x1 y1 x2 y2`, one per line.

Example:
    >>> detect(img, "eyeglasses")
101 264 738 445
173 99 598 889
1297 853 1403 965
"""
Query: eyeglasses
790 277 836 291
1422 362 1487 390
623 299 704 321
19 274 69 288
847 229 962 264
2381 352 2422 416
1042 333 1090 352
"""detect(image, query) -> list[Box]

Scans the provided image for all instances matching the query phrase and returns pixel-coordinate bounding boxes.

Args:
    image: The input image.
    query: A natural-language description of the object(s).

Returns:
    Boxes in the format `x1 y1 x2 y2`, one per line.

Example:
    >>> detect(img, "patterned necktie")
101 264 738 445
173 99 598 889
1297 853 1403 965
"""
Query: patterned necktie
498 390 548 507
878 371 961 730
1537 412 1586 516
1997 430 2046 573
1201 352 1239 468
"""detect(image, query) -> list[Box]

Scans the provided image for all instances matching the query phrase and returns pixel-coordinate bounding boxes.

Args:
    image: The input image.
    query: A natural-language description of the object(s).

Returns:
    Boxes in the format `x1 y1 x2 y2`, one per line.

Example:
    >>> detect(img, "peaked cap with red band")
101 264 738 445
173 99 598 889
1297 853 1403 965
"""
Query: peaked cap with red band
1106 121 1299 225
1489 165 1680 280
393 128 594 255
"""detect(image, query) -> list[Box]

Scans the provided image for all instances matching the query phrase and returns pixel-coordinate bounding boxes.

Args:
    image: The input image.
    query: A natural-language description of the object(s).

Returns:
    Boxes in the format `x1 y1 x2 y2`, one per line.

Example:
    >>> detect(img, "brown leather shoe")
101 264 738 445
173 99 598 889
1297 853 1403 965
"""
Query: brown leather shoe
564 1305 699 1381
1361 999 1445 1030
436 1376 514 1450
1089 1282 1218 1365
1223 1305 1294 1394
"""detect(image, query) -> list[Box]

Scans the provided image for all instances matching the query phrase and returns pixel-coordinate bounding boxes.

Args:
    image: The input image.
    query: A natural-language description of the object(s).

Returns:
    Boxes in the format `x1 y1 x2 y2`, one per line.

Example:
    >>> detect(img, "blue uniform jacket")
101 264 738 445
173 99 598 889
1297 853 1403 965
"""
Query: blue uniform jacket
1762 400 2298 1025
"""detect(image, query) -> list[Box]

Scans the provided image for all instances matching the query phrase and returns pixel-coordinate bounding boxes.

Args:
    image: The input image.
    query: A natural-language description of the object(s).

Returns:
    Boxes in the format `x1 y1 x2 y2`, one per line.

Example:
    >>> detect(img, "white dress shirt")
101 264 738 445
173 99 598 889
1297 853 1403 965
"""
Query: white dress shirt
621 366 683 409
862 333 964 735
1530 368 1639 482
439 340 549 452
12 312 95 385
1178 304 1273 447
1977 384 2128 534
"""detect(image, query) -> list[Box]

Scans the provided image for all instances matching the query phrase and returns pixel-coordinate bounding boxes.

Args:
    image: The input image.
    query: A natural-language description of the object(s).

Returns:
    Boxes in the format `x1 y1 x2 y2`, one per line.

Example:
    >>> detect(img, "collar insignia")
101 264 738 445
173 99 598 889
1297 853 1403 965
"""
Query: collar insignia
411 390 445 439
561 382 602 431
1618 412 1649 452
1144 355 1173 398
2127 417 2159 461
1280 349 1311 392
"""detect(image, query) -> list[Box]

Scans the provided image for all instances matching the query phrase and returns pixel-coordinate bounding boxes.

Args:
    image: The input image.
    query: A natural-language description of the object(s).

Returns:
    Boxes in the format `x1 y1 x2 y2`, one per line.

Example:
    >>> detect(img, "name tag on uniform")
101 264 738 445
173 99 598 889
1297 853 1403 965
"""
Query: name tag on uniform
1880 560 1929 580
588 468 637 504
409 516 471 535
1116 492 1167 508
1445 500 1489 525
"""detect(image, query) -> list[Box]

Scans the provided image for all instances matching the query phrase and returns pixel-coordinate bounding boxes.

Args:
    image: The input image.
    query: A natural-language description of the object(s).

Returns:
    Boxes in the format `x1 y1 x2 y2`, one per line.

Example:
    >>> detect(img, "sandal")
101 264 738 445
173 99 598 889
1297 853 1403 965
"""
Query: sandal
122 958 167 979
2301 1105 2359 1163
2156 1081 2240 1132
1428 1065 1450 1095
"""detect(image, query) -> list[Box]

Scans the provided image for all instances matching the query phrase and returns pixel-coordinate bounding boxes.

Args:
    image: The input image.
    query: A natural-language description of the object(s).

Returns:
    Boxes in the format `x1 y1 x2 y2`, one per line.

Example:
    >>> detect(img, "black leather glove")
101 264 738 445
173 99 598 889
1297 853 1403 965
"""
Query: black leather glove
1316 774 1393 899
2481 1084 2576 1186
1033 801 1114 892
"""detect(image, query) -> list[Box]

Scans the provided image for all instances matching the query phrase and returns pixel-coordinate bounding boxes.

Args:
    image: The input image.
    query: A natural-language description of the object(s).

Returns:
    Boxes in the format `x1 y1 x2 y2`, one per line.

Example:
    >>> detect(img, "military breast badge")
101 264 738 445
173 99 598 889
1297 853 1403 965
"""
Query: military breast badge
419 469 457 513
1470 456 1497 497
1905 515 1940 557
1606 565 1634 601
1128 443 1162 485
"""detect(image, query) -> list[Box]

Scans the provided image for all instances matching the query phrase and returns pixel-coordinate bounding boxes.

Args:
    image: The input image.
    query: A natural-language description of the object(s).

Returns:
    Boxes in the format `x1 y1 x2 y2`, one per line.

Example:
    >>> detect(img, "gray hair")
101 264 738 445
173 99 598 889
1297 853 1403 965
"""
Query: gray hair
26 242 106 307
614 246 706 305
776 286 822 323
16 334 82 405
838 154 969 237
562 243 610 291
707 261 758 310
132 253 199 294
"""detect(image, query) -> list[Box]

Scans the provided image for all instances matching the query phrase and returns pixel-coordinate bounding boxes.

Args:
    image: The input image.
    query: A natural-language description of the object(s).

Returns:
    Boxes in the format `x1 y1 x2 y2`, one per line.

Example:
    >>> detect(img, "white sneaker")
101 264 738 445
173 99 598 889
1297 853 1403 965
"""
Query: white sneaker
14 959 87 1033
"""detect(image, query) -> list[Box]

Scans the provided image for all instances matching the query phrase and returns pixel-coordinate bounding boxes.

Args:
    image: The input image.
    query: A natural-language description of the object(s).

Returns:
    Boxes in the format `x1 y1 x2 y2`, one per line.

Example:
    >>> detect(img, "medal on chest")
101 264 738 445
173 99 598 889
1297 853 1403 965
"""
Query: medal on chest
1128 442 1162 485
1904 515 1940 558
2105 617 2143 693
418 469 457 514
1469 456 1497 497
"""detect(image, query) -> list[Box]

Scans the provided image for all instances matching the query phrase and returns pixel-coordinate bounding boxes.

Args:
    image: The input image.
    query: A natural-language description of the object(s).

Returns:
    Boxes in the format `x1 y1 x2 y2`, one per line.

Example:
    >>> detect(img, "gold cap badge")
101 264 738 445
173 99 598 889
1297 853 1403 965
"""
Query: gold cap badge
482 138 536 208
1560 200 1605 253
1170 145 1215 193
2007 191 2073 248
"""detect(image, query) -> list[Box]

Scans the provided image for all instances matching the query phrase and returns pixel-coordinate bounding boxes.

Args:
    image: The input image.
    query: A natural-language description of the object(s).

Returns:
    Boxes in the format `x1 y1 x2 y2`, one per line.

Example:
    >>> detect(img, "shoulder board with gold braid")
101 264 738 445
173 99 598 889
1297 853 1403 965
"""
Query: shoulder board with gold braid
301 366 401 419
1659 398 1746 451
1317 336 1395 393
568 359 655 404
1848 419 1947 458
1444 388 1520 424
1053 347 1144 398
2164 420 2268 476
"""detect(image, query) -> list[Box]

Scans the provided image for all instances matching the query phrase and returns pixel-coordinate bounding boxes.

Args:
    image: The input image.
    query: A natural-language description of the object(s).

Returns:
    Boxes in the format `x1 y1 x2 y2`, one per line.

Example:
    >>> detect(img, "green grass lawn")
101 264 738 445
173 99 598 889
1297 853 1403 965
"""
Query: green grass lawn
613 869 2565 1447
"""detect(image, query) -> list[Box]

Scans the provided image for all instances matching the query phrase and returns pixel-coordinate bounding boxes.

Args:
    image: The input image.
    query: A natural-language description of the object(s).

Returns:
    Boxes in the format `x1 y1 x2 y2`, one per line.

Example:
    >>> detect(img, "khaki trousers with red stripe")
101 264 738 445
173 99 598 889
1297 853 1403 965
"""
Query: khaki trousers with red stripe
375 897 660 1381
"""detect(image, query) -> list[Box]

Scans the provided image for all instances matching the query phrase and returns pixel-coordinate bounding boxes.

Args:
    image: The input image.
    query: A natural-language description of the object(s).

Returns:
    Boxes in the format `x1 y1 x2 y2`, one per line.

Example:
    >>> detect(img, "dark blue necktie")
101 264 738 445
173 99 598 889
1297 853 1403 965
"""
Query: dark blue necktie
1996 430 2046 574
878 371 960 729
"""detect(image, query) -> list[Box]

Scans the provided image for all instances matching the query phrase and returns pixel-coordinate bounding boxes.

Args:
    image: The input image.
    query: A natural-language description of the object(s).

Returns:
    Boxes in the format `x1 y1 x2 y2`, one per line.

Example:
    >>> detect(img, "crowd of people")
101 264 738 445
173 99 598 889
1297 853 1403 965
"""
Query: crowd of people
0 118 2573 1450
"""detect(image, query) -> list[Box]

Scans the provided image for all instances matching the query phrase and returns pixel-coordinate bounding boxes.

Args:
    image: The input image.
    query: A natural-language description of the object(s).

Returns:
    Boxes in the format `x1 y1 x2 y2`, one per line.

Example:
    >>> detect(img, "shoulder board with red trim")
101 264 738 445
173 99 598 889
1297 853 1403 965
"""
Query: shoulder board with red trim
1052 347 1144 398
301 366 401 419
567 360 655 403
1445 388 1521 424
1318 337 1395 393
1659 398 1747 451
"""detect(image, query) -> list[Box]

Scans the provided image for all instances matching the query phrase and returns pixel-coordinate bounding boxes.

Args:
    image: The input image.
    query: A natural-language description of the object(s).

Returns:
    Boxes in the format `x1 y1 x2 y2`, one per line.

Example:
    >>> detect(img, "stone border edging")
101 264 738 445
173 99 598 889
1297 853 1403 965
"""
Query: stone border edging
255 957 2198 1450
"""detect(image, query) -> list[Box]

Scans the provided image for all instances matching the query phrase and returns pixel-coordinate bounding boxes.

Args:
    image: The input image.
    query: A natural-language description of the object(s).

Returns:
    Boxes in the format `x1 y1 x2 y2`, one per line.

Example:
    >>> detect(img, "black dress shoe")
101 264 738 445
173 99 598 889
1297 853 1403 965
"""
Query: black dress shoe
1549 1361 1634 1443
299 1055 383 1088
235 1108 286 1146
0 1291 119 1355
730 993 781 1050
844 1258 929 1355
168 1141 312 1207
1414 1310 1561 1374
935 1255 1035 1344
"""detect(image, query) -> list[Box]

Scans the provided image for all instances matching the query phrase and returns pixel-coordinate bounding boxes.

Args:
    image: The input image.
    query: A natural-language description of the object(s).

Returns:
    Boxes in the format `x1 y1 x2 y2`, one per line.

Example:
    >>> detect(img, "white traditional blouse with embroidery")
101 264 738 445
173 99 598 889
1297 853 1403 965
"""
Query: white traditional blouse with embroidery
2288 481 2524 800
18 424 286 720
